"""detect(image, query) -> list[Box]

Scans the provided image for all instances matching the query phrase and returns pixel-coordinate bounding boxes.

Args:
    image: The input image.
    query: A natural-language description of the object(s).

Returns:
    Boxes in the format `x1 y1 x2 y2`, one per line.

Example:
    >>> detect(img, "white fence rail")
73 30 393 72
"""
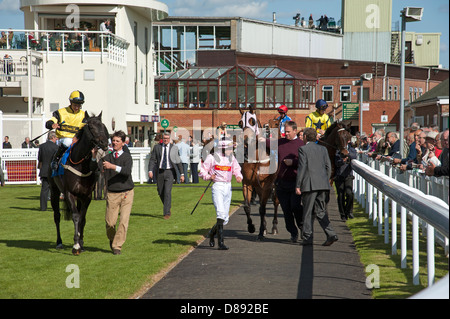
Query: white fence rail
0 147 151 185
352 159 449 299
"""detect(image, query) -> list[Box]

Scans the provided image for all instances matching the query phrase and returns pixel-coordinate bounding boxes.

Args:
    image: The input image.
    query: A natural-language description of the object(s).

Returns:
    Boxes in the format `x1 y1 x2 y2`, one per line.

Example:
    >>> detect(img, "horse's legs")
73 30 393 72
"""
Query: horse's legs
272 190 279 235
242 184 255 233
66 193 82 255
50 183 63 248
78 197 91 252
258 187 273 240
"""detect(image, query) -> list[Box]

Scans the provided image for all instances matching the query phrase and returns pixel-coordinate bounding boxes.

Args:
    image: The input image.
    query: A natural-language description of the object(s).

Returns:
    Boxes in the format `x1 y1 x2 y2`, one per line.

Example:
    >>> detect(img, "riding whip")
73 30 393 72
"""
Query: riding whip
190 179 213 215
30 121 65 143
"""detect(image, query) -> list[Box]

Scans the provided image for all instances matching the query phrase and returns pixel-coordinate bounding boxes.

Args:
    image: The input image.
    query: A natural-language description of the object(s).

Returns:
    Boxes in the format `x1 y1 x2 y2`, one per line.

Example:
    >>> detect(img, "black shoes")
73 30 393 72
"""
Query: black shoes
322 235 338 246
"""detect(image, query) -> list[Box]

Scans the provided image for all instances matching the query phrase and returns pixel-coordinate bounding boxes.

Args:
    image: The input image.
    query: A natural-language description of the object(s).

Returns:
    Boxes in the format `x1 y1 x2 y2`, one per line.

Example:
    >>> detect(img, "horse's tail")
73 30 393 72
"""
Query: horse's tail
62 200 72 221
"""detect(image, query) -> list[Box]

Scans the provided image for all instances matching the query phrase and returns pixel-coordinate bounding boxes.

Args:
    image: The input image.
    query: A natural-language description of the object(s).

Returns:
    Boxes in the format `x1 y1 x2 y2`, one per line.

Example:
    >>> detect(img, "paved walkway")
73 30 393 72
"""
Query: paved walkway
141 189 372 299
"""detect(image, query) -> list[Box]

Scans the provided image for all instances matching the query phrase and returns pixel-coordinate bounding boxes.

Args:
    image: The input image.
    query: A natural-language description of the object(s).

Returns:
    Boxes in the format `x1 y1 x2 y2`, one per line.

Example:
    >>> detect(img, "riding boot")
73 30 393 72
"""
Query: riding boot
51 144 68 171
217 218 229 250
208 223 217 247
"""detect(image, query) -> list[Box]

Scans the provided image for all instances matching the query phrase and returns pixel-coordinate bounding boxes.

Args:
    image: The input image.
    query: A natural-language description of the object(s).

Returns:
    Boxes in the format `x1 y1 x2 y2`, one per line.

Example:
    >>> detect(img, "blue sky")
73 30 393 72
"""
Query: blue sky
0 0 448 68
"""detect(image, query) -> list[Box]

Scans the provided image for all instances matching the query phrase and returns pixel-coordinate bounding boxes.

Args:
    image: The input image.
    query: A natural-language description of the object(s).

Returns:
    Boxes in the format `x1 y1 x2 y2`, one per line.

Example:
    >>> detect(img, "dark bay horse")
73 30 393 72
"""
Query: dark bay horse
241 119 280 240
49 113 109 255
317 121 352 183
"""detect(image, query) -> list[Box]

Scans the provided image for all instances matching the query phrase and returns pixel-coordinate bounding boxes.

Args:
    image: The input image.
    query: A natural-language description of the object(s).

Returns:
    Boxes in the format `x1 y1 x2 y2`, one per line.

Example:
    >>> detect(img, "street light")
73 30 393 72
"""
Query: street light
399 7 424 157
353 73 373 136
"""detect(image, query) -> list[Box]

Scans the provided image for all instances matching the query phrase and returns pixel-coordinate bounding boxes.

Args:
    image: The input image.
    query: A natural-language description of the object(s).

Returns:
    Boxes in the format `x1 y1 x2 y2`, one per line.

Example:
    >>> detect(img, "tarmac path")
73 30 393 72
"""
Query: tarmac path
141 188 372 300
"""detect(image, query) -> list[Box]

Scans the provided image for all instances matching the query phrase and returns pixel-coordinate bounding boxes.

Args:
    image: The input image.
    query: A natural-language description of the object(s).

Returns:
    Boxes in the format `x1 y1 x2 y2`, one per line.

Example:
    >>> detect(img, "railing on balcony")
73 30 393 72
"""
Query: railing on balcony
0 29 129 66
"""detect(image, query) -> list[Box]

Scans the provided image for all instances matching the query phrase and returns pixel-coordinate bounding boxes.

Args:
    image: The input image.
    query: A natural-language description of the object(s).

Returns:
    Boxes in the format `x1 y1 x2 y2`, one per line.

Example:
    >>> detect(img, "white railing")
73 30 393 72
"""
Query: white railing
0 147 151 185
352 159 449 299
0 29 129 66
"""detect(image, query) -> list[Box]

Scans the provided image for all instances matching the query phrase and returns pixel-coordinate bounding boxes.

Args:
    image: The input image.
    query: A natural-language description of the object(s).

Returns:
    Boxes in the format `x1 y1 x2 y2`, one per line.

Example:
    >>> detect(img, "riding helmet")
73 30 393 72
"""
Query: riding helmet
315 99 328 110
69 90 85 105
278 105 288 113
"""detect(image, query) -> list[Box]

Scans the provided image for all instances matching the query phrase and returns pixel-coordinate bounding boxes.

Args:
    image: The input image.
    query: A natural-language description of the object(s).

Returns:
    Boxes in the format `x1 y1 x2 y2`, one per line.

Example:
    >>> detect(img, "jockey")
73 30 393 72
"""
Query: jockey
199 138 243 250
305 99 332 137
46 90 89 170
276 105 292 138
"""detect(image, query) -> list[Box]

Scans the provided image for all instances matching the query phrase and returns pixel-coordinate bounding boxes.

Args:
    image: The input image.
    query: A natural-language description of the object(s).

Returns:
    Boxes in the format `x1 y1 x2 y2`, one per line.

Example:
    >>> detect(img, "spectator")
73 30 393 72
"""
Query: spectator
295 128 338 246
37 132 58 210
3 54 13 81
377 131 401 161
148 132 184 219
190 137 201 184
99 19 111 32
308 14 314 28
335 137 357 220
178 138 191 184
0 31 6 48
421 131 441 167
293 13 300 27
3 136 12 148
399 130 427 171
274 120 305 243
425 129 449 177
434 132 443 158
22 137 36 149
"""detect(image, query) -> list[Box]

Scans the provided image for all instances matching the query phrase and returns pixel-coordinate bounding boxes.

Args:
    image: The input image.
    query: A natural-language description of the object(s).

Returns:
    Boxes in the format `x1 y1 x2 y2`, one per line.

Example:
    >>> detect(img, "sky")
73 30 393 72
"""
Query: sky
0 0 448 68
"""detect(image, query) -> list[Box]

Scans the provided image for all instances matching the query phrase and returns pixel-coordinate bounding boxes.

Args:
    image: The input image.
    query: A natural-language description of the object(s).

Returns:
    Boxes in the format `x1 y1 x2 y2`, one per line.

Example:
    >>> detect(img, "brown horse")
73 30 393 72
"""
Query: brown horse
241 118 280 240
317 121 352 183
49 113 109 255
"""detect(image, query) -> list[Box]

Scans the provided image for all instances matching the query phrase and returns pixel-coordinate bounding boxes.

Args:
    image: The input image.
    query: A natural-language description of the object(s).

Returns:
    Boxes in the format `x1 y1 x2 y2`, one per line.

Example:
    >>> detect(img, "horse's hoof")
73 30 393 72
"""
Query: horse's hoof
56 243 64 249
72 248 81 256
257 235 265 241
248 224 256 233
272 228 278 235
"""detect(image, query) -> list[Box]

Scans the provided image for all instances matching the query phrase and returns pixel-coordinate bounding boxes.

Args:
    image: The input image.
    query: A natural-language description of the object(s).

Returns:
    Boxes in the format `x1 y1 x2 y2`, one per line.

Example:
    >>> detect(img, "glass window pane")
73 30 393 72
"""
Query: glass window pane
215 26 231 49
198 26 214 50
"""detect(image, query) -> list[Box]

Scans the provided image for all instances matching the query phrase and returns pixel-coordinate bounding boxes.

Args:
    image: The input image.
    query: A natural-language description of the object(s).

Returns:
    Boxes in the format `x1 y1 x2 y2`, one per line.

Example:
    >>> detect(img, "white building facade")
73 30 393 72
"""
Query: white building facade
0 0 168 148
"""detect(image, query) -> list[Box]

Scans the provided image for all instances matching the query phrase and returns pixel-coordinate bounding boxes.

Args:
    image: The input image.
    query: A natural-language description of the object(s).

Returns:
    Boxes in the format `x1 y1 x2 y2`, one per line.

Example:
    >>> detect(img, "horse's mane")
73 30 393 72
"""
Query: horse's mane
321 122 340 140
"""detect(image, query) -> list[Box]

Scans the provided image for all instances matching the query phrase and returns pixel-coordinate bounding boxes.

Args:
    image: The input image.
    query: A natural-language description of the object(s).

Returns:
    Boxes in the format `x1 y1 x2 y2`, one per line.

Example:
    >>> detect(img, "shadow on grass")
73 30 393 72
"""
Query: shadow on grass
0 239 111 254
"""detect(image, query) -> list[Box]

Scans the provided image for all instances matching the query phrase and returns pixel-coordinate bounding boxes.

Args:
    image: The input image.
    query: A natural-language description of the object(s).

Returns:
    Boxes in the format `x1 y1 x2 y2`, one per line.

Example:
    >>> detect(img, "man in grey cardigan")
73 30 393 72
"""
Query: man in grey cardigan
295 128 338 246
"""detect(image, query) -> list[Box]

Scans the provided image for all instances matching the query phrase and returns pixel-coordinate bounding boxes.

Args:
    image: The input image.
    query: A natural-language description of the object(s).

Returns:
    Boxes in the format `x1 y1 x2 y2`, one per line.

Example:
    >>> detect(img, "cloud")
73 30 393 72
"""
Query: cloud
0 0 20 11
170 0 268 19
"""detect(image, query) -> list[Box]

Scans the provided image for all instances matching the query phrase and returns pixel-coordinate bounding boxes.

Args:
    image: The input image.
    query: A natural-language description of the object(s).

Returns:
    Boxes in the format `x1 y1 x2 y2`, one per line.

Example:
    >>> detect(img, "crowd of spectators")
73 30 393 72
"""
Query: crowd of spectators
353 123 449 177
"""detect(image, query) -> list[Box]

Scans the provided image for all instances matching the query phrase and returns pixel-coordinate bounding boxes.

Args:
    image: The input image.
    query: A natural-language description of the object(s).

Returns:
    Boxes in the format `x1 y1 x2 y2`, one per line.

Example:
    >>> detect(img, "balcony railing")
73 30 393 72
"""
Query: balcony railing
0 29 129 66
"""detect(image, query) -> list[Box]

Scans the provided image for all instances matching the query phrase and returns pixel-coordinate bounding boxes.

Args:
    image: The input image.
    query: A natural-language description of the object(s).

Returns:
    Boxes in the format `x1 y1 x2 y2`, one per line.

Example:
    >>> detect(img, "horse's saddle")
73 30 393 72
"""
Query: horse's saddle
51 146 71 177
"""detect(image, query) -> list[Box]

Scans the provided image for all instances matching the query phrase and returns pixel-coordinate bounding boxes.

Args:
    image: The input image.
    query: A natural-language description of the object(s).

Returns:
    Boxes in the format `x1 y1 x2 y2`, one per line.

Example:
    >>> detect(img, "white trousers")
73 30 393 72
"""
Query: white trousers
211 182 232 225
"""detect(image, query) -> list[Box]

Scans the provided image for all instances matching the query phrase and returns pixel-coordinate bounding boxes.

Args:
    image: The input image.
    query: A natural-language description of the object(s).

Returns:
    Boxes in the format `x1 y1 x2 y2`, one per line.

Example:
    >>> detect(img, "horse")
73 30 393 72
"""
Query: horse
317 121 352 184
241 117 280 240
48 113 109 255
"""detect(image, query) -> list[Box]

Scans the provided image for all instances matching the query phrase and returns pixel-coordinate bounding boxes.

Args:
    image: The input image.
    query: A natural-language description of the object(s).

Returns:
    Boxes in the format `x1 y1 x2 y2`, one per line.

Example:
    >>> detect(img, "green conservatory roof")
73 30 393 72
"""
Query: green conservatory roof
156 65 316 81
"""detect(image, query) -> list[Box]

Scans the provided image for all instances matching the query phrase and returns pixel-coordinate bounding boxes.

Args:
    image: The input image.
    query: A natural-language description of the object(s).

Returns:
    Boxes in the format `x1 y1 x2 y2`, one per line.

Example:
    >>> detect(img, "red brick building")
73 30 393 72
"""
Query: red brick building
157 51 448 136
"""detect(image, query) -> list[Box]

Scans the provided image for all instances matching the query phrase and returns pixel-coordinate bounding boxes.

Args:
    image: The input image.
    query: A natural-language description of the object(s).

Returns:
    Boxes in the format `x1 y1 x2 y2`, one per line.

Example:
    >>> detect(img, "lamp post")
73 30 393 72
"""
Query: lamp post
399 7 423 157
353 73 372 135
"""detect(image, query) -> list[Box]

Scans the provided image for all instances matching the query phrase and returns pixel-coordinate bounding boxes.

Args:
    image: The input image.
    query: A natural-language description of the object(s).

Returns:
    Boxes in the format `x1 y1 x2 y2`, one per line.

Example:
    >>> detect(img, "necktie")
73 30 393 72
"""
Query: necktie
162 145 167 169
115 152 119 159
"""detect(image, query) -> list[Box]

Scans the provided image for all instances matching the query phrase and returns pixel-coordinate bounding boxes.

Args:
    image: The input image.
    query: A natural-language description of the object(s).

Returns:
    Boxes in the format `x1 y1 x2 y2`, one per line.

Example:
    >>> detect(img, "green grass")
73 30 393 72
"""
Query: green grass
346 201 449 299
0 181 243 299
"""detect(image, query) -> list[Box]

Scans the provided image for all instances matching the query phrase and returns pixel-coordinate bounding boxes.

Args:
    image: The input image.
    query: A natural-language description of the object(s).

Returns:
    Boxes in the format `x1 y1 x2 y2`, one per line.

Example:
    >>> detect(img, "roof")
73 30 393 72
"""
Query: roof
156 65 317 81
410 78 449 105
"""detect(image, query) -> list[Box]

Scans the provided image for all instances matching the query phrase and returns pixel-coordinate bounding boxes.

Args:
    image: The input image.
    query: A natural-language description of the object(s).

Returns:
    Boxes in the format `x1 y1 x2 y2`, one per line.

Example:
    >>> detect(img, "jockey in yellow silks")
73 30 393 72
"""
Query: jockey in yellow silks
305 99 332 137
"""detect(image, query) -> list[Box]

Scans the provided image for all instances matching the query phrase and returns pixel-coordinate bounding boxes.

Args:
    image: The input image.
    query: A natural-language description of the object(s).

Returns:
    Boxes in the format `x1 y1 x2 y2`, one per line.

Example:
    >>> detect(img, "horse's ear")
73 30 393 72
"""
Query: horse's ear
85 112 90 119
98 111 102 120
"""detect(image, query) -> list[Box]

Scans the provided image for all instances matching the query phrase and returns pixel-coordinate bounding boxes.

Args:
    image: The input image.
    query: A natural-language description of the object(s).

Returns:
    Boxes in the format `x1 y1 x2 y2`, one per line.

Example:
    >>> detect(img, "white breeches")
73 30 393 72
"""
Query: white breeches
211 182 232 225
57 137 73 148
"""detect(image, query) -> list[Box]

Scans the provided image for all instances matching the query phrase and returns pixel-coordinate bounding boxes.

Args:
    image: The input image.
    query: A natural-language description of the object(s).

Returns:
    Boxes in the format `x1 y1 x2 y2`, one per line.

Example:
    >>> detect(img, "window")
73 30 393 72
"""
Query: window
394 86 398 100
322 85 333 102
340 85 351 102
388 85 392 100
409 87 414 102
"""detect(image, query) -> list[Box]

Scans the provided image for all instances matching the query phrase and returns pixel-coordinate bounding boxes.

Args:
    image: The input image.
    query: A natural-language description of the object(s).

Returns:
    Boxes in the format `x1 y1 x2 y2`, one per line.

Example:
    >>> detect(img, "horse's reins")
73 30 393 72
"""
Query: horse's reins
318 128 347 151
66 123 100 177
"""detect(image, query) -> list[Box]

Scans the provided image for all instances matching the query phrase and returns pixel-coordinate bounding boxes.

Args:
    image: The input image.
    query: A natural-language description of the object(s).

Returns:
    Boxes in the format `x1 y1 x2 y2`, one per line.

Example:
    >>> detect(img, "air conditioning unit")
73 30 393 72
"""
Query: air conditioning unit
416 34 423 46
361 73 373 81
404 7 424 22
